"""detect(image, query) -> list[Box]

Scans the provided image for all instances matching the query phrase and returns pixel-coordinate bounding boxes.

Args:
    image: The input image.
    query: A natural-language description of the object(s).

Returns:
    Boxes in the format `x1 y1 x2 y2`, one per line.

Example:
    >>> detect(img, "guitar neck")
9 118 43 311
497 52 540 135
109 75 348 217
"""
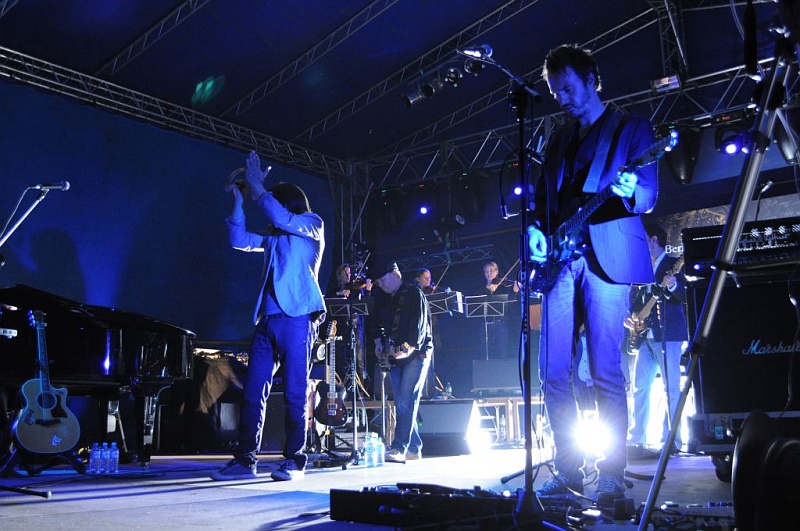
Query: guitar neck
34 322 52 395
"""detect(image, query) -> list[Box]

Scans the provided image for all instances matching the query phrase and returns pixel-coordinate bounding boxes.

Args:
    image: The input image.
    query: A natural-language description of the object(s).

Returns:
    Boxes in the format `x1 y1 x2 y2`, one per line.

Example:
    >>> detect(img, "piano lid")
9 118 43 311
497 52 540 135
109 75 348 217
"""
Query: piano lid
0 284 195 381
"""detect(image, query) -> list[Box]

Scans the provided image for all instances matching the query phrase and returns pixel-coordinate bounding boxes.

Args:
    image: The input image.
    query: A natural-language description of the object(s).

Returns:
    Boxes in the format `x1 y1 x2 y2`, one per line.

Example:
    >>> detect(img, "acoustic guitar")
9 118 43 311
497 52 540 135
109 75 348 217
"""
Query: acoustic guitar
529 131 679 294
13 310 81 454
313 320 348 427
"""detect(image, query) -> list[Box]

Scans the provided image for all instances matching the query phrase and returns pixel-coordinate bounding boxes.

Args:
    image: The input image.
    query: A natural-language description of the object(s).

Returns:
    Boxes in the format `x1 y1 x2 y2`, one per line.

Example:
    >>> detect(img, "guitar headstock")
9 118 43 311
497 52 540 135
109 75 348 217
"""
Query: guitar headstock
327 319 337 340
27 310 47 329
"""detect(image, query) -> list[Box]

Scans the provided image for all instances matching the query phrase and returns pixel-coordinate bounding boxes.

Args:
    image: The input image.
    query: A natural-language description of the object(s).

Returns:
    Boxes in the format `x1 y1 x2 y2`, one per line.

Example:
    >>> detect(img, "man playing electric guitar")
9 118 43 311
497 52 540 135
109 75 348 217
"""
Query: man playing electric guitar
369 260 432 463
624 223 688 460
526 44 658 502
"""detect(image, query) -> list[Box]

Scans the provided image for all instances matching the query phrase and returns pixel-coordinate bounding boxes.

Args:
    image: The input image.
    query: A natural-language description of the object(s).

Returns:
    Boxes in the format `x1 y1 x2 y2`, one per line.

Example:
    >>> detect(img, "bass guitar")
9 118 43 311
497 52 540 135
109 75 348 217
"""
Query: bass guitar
13 310 81 454
313 320 348 427
625 256 684 355
530 131 679 294
376 327 396 372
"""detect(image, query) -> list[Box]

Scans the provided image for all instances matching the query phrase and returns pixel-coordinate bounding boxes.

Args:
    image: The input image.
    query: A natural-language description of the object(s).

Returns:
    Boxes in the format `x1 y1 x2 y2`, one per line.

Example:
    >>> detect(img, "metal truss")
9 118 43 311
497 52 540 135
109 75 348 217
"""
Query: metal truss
0 0 19 19
0 46 352 180
95 0 212 77
223 0 399 118
650 0 689 78
367 8 659 164
395 245 495 271
358 60 768 192
293 0 543 143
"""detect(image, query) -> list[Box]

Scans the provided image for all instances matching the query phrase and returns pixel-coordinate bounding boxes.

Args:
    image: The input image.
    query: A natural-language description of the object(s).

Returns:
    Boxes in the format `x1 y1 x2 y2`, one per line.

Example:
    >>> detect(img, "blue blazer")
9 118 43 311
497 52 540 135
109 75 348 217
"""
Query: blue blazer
534 110 658 285
227 192 326 324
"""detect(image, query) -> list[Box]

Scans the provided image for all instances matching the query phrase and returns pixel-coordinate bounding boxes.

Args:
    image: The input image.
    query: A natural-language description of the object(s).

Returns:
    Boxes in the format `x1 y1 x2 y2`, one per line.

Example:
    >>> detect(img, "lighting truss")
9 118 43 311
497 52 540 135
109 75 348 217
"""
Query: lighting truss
0 46 352 180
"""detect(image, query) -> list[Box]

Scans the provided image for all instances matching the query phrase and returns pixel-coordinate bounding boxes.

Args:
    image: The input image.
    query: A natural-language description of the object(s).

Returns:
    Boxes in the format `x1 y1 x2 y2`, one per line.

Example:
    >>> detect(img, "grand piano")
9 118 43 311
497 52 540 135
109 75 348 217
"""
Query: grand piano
0 284 194 471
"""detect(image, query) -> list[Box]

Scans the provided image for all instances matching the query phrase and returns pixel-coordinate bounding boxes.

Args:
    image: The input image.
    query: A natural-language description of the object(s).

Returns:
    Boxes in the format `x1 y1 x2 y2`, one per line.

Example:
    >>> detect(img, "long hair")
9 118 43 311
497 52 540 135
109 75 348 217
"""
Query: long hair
543 44 602 91
269 182 311 214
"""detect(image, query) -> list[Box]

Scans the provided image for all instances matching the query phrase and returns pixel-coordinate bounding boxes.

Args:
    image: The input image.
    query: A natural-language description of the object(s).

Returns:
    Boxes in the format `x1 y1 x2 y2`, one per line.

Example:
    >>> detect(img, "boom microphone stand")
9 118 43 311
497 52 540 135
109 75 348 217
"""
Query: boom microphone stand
457 45 548 522
638 38 797 530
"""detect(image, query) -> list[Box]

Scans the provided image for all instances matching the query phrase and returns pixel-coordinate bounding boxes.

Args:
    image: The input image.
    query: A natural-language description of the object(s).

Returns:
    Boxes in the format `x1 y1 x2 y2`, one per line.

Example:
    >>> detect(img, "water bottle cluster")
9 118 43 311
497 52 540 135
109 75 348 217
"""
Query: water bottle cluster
88 441 120 474
363 432 385 468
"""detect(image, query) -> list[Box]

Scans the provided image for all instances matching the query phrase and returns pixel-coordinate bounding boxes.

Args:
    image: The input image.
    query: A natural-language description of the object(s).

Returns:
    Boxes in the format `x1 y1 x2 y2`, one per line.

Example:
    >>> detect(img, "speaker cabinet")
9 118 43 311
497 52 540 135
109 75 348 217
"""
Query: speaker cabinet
417 399 478 456
471 359 520 395
687 278 800 414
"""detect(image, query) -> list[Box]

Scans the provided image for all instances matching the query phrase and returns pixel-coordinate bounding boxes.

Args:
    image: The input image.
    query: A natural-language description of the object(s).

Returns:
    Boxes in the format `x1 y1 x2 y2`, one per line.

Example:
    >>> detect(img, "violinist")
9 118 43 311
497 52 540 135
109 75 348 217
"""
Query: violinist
478 261 520 296
415 268 434 295
329 263 372 393
474 261 519 359
332 263 372 299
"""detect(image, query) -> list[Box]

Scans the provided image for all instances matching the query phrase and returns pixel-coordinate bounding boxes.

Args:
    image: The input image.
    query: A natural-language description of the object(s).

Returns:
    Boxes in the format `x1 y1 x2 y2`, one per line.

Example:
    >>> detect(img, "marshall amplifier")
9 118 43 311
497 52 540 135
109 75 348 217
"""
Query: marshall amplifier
686 277 800 455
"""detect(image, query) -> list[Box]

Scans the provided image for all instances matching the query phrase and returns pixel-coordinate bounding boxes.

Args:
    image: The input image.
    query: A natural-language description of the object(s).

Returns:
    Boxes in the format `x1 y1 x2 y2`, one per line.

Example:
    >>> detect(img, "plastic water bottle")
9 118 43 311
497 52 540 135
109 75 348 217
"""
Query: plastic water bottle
99 442 109 474
88 442 99 474
109 442 120 474
364 433 376 468
499 414 507 442
444 382 452 398
375 436 385 467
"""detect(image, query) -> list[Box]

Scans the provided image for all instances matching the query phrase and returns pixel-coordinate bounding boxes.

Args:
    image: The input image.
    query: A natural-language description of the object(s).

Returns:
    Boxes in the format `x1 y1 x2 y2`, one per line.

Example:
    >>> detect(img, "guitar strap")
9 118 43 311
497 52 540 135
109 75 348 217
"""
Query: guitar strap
582 110 623 194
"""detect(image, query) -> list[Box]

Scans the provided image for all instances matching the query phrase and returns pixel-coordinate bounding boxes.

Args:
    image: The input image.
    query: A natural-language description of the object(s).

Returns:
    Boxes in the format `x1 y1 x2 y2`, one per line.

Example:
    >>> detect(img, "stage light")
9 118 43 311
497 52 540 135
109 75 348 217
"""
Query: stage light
513 184 523 196
421 77 444 98
573 410 611 459
663 125 699 185
402 89 426 107
464 58 483 75
419 205 430 215
715 125 750 155
443 67 463 87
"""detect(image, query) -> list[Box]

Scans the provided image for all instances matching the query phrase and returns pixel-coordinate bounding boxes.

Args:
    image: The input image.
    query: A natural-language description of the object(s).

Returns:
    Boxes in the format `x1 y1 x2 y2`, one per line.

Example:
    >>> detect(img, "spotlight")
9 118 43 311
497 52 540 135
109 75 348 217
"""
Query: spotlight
715 125 750 155
443 67 463 87
419 205 430 215
421 77 444 98
402 90 425 107
464 58 483 75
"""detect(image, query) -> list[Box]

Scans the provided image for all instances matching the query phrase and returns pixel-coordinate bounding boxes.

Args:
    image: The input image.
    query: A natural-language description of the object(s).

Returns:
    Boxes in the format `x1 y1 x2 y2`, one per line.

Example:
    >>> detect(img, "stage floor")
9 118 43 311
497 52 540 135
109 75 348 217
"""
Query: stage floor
0 447 734 530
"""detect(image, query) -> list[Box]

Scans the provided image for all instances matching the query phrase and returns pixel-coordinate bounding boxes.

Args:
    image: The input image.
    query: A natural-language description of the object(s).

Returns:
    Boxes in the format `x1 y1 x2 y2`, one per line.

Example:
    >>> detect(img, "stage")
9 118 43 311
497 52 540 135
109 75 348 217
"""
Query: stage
0 448 735 530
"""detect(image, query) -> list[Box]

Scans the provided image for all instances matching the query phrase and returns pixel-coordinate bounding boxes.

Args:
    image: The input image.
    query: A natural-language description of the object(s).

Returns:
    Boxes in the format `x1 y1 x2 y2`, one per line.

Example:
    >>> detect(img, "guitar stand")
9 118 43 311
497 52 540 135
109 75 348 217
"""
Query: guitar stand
0 446 84 477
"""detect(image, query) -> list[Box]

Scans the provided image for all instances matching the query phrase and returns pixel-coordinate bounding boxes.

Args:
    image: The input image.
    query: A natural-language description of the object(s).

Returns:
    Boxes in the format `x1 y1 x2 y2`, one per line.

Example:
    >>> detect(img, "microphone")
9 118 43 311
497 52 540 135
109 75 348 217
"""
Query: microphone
461 44 493 59
31 181 70 191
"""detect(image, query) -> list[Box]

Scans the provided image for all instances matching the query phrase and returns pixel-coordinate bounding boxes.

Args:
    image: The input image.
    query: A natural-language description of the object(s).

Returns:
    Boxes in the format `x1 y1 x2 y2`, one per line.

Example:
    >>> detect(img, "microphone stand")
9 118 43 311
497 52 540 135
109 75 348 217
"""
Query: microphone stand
0 189 50 252
508 81 545 521
461 45 546 520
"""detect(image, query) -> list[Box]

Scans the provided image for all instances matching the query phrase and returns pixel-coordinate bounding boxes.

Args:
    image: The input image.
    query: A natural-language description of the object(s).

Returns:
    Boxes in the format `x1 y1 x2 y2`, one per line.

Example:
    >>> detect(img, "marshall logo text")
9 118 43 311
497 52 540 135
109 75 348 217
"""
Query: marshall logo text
742 339 800 356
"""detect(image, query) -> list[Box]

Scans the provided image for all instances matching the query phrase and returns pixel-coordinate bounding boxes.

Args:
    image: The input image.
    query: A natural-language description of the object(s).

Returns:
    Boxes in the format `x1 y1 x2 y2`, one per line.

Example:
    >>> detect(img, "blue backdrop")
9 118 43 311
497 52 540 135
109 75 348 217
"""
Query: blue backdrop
0 80 335 344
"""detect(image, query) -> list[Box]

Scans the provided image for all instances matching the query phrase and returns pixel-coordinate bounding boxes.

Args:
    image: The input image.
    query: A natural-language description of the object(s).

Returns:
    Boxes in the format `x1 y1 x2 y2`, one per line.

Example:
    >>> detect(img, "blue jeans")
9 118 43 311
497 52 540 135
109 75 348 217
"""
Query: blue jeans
234 314 317 468
389 354 430 454
629 338 684 449
539 255 630 481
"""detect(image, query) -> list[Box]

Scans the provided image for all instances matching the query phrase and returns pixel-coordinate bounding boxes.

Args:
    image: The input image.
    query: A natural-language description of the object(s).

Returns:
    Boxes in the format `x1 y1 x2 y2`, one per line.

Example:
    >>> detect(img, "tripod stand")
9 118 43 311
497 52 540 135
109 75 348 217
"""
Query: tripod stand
639 39 798 529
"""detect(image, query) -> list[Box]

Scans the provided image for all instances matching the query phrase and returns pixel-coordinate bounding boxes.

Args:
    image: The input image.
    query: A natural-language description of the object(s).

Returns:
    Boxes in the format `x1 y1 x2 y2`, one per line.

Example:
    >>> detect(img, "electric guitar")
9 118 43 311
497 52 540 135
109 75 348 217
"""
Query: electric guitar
13 310 81 454
529 131 679 294
625 256 684 355
313 320 348 427
376 328 396 371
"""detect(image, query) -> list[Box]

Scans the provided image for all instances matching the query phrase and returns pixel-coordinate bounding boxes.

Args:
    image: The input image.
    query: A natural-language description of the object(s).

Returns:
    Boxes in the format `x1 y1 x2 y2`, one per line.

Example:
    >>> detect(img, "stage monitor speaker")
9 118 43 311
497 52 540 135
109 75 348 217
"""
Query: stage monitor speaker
687 277 800 415
471 359 519 395
260 391 287 453
417 399 478 456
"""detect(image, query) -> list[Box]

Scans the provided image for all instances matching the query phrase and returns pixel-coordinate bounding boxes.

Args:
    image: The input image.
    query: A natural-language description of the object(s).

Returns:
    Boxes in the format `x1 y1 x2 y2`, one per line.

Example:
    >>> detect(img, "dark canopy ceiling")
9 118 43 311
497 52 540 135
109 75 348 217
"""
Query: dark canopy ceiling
0 0 790 189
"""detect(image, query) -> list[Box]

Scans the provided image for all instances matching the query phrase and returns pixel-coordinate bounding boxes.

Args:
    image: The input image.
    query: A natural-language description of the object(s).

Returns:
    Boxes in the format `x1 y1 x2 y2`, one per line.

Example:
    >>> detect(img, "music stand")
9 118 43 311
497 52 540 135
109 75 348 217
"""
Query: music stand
465 294 513 360
324 297 368 467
